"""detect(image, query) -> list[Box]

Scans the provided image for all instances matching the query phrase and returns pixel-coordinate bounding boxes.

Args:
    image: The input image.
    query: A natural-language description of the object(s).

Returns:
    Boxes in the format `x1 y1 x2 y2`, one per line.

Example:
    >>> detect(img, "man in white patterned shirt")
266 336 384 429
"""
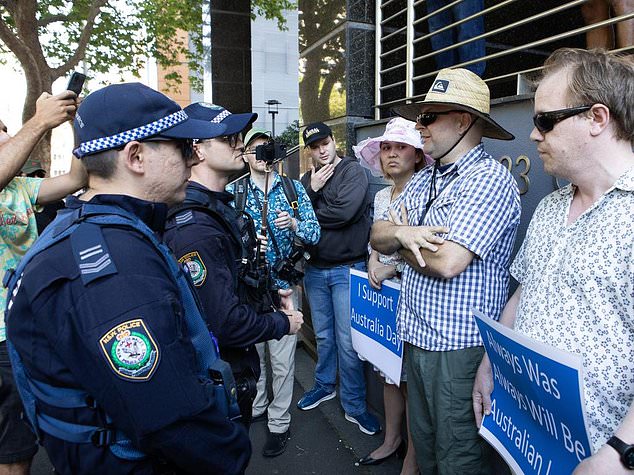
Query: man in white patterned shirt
372 68 520 474
473 48 634 475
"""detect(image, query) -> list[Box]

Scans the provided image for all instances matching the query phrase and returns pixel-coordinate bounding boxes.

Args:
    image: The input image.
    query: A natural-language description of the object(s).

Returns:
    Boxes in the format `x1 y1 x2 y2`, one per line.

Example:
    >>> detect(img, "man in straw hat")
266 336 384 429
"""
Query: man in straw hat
371 68 521 473
474 48 634 474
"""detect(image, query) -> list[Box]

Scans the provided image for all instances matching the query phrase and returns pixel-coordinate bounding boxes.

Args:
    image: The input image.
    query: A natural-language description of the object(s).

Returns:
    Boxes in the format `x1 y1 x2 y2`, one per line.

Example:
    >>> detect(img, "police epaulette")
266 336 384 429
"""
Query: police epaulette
174 209 196 226
70 222 117 285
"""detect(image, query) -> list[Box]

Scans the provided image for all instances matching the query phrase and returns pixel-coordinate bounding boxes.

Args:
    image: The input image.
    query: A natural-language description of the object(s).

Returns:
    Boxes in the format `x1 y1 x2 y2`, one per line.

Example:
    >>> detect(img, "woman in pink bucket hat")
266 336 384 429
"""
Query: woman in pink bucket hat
352 117 430 473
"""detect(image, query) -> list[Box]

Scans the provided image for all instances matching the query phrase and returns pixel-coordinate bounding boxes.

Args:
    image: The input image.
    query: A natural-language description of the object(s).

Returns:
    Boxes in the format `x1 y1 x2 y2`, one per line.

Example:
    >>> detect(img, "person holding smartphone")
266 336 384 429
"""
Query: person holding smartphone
0 89 85 475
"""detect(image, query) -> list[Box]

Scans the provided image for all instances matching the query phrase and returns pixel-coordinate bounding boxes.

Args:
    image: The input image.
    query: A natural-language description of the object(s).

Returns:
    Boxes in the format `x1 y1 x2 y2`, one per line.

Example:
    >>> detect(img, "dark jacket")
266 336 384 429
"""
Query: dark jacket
7 194 250 475
301 156 371 267
163 183 289 419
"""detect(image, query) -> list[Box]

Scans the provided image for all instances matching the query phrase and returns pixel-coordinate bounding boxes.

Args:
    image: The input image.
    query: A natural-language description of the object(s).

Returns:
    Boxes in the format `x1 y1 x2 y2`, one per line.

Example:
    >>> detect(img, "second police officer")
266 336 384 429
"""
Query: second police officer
164 103 304 426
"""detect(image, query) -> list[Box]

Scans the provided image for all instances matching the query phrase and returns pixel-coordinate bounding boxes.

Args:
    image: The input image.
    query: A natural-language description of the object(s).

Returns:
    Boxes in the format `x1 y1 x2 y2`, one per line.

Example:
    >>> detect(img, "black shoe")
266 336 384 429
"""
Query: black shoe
357 440 406 466
262 429 290 458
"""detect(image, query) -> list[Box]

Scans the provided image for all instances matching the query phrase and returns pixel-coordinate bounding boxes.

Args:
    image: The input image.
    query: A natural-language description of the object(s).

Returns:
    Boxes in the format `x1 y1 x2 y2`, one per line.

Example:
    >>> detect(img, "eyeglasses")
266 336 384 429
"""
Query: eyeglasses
142 137 194 161
415 110 463 127
532 105 592 134
220 133 242 149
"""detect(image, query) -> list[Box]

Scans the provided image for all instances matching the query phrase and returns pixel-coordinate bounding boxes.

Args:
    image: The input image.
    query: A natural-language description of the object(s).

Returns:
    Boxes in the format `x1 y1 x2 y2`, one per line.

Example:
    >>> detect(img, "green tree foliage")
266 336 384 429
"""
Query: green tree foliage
0 0 295 165
276 119 299 147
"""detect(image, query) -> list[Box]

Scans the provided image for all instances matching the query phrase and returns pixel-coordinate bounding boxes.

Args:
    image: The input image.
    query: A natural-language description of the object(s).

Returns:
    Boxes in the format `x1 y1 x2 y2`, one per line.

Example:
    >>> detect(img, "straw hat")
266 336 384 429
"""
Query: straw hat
392 68 514 141
353 117 425 176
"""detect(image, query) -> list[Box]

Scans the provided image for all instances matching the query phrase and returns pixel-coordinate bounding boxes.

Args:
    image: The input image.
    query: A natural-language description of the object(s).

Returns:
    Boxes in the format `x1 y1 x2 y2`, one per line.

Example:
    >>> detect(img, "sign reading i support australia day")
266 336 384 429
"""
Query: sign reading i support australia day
474 310 592 475
349 269 402 385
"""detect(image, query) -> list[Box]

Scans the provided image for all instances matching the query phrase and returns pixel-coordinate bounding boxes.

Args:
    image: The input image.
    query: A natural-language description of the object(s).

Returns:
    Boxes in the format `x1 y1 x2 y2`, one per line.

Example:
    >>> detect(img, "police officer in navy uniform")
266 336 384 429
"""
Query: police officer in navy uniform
164 103 304 426
5 84 250 474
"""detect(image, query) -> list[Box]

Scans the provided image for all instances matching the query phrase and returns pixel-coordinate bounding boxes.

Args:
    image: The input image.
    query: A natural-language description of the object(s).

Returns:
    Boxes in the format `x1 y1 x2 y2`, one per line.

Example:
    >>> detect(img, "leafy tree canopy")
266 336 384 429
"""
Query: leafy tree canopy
0 0 295 164
276 119 299 148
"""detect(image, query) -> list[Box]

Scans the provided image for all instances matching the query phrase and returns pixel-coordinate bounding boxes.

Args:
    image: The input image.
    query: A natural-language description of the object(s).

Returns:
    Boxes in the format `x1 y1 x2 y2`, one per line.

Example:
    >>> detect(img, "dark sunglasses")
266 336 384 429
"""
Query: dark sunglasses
532 105 592 134
415 110 463 127
142 137 194 160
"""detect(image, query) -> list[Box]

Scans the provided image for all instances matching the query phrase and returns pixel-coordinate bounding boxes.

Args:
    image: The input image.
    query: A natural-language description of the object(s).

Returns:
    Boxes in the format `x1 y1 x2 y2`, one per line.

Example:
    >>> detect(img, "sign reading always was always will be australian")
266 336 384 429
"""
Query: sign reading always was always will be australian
474 311 592 475
349 269 402 385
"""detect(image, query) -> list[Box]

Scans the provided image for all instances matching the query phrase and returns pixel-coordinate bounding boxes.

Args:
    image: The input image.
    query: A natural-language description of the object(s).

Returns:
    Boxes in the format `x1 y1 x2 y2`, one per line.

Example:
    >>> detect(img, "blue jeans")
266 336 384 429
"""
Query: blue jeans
304 262 367 416
426 0 486 76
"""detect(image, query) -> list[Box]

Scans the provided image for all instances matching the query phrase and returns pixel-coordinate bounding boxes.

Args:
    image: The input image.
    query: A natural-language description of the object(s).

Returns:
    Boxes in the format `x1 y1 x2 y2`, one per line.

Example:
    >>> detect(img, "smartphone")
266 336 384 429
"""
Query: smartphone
66 72 86 95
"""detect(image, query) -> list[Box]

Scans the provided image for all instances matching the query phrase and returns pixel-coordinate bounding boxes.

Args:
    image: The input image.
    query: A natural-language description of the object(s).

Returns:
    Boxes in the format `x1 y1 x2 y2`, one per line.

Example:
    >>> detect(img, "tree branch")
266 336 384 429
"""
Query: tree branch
38 13 71 27
52 0 108 78
0 15 34 67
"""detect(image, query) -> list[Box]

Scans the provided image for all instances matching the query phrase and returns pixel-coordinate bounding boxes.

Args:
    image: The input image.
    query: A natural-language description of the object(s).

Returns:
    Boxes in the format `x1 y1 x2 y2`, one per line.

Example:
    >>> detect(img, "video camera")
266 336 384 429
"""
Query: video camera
273 242 308 286
255 139 286 164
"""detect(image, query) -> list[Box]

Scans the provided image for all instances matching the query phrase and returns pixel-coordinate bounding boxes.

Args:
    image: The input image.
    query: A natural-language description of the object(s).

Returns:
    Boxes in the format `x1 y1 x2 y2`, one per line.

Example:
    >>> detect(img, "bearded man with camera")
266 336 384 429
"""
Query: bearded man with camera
228 127 320 457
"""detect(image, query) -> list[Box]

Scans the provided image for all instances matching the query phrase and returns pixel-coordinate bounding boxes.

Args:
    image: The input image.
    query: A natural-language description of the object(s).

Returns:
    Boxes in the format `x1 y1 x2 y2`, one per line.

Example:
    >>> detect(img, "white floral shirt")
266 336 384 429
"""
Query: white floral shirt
511 167 634 450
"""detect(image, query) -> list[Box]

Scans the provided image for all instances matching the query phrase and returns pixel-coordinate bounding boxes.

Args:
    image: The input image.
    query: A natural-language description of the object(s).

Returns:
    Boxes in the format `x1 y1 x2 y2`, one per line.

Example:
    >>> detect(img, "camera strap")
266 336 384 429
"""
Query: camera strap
247 180 283 261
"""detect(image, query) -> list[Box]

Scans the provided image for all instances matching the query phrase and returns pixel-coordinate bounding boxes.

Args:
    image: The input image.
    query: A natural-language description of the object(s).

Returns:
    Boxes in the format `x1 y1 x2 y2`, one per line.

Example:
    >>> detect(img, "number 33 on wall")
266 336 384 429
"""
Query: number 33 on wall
499 155 530 195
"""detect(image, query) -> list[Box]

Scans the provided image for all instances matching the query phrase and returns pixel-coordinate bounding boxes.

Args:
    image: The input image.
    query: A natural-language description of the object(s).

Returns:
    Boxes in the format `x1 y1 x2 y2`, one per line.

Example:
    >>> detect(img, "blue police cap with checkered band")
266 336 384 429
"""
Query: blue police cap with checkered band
184 103 257 136
73 83 227 158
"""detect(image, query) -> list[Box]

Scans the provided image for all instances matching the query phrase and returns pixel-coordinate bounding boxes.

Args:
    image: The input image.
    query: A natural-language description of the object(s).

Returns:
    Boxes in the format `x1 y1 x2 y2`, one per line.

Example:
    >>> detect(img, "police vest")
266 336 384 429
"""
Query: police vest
168 187 275 311
4 203 240 461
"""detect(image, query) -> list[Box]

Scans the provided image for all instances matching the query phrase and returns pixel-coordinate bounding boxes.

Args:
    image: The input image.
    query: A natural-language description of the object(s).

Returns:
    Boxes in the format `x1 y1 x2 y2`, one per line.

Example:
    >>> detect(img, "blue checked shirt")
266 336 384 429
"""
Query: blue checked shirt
389 144 520 351
228 174 320 289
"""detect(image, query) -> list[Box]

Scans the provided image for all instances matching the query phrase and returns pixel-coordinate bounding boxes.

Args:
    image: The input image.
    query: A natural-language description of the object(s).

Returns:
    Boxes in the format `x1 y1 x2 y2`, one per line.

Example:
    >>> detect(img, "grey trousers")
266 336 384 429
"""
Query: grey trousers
252 333 298 434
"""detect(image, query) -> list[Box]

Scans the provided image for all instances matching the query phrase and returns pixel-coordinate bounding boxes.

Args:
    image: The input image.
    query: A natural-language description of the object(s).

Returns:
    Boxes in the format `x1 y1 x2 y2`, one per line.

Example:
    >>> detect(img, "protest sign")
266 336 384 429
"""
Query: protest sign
474 310 592 475
349 269 402 384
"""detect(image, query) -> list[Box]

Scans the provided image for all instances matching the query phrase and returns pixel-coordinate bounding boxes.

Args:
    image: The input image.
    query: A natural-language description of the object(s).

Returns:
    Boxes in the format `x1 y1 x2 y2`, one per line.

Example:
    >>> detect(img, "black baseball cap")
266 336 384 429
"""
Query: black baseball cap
302 122 332 147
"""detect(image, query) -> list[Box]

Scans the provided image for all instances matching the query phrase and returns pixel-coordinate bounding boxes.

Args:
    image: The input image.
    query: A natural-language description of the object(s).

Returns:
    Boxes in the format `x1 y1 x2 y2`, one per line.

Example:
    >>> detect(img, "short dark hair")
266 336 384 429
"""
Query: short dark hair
81 148 119 179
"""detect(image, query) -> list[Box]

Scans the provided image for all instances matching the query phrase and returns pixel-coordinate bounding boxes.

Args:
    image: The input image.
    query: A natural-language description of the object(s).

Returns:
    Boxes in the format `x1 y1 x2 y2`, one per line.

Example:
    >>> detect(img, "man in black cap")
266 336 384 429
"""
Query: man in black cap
297 122 380 436
164 103 304 427
6 83 250 474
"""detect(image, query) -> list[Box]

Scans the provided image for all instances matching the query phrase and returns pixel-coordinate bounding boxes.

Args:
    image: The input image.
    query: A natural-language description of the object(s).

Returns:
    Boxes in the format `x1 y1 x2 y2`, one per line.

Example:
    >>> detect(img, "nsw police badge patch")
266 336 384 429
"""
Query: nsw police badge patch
99 319 159 381
178 251 207 287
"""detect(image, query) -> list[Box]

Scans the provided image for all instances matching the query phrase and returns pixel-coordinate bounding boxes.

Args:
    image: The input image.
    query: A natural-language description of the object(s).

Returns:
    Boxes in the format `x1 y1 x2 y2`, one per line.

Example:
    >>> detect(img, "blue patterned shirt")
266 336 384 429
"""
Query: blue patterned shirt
389 144 521 351
228 174 320 289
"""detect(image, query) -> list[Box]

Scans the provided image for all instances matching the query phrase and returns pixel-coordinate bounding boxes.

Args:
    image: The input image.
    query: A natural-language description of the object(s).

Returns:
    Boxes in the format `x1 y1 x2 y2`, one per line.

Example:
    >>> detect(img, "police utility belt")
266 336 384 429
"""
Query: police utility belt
4 203 241 461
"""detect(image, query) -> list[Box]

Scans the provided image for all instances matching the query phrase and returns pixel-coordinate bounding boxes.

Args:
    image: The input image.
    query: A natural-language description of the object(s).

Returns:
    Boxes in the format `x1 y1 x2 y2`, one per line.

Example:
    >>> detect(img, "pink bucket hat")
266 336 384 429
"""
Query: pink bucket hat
353 117 426 176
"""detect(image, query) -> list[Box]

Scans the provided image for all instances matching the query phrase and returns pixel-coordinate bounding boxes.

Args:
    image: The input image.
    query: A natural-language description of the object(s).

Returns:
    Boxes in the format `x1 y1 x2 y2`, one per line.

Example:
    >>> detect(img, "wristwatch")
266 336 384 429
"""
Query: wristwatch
607 436 634 469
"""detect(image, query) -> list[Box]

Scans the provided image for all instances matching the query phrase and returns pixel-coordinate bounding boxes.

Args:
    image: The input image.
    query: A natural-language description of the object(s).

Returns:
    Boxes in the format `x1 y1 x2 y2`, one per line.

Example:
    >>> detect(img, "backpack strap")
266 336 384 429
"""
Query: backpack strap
280 175 300 219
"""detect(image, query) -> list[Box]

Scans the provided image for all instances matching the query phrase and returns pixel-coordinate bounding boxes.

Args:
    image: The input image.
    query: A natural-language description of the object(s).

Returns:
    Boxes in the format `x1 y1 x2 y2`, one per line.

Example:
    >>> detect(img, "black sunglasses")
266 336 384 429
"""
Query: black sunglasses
532 105 592 134
142 137 194 160
415 110 463 127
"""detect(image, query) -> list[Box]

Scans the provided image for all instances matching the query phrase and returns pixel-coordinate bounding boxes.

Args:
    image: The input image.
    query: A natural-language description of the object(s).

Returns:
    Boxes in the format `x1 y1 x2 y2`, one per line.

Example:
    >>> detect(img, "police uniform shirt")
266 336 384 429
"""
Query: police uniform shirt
6 194 250 475
164 182 290 377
